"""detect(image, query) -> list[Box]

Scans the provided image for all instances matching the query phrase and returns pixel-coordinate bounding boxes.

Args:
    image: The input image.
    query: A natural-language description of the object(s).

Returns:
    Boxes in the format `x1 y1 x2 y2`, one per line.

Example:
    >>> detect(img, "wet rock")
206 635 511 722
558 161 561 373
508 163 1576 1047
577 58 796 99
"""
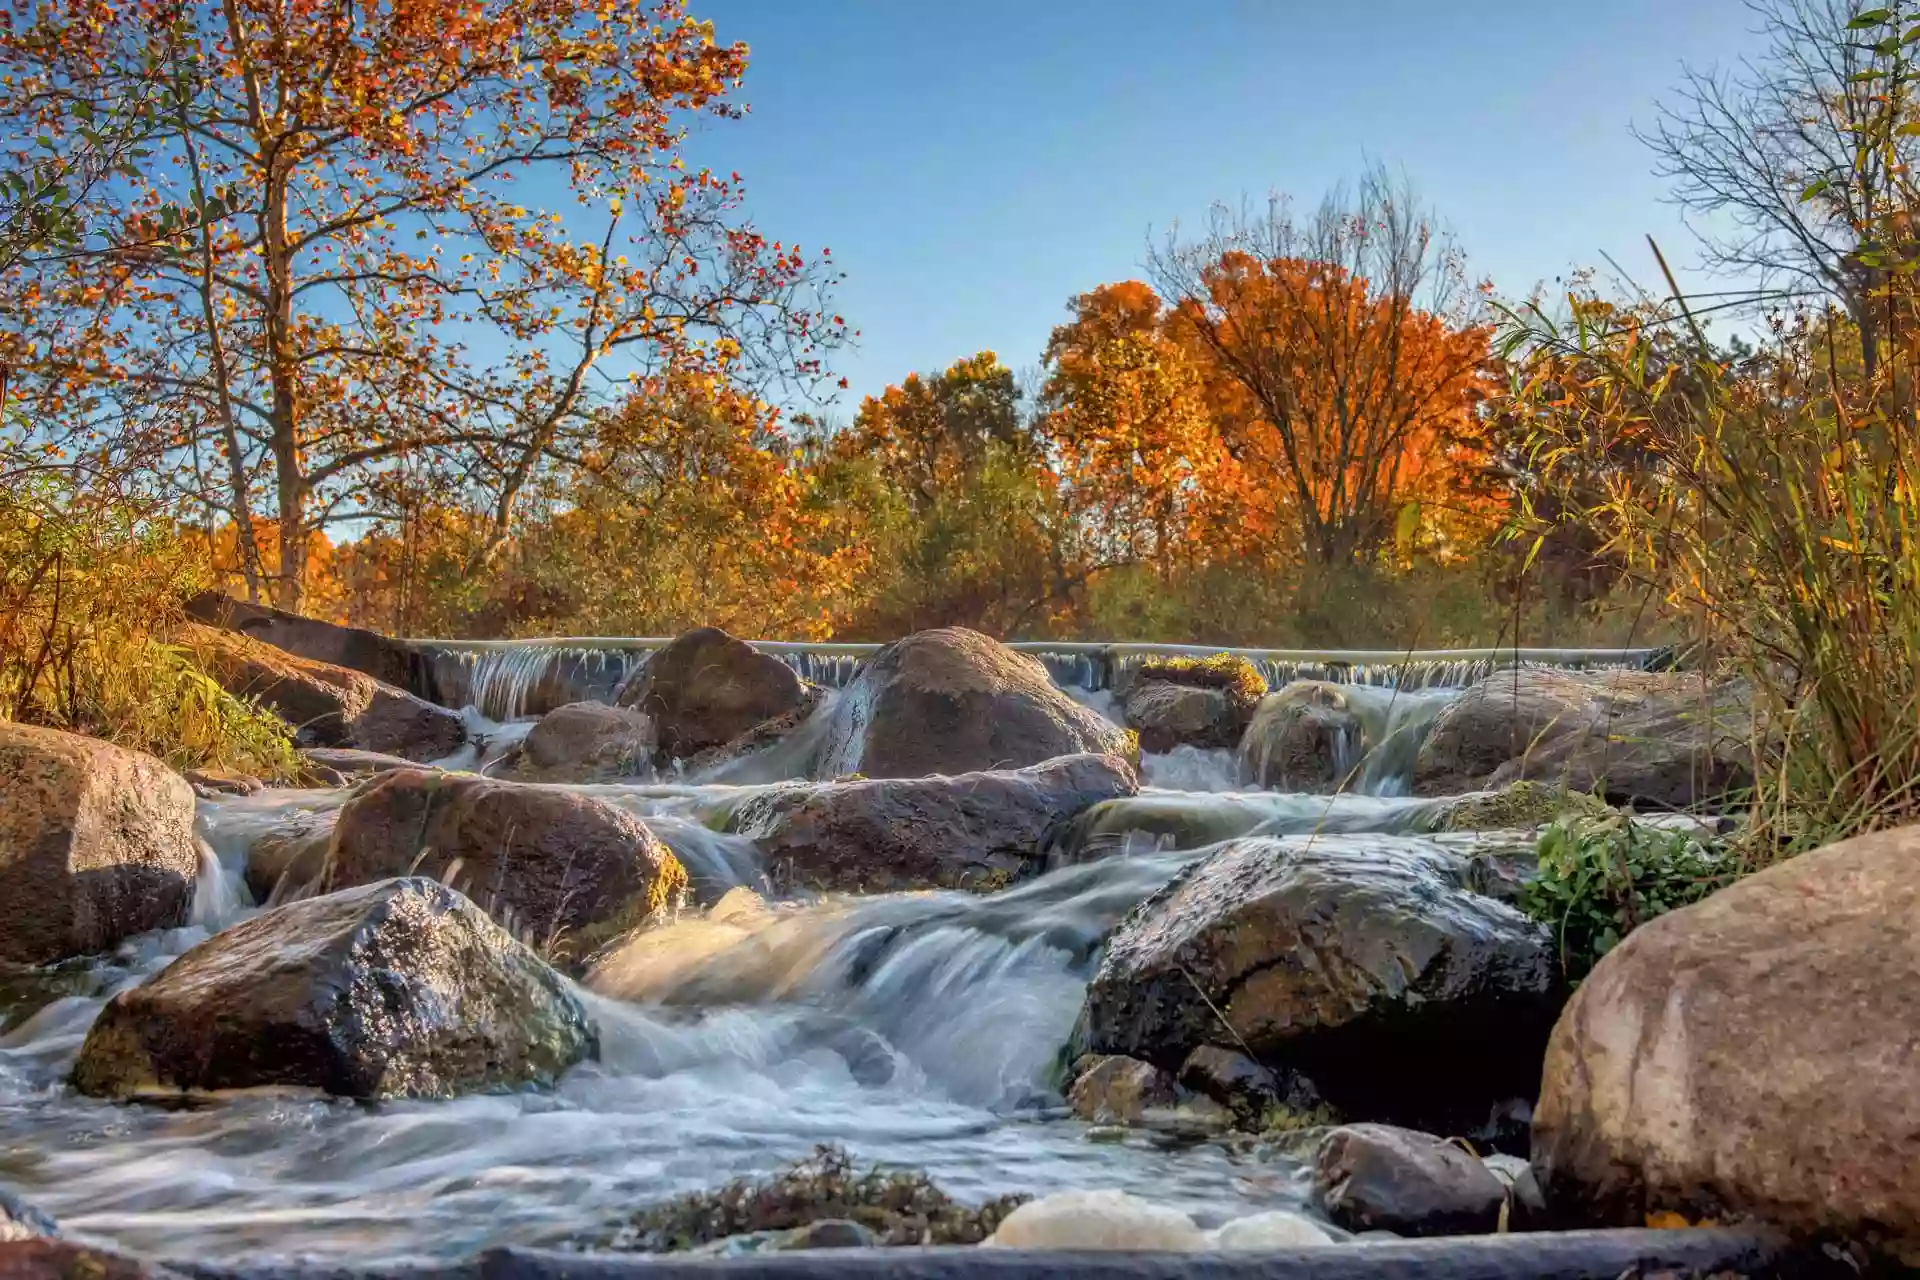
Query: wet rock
1066 1054 1177 1124
984 1190 1206 1251
725 754 1137 893
0 1240 178 1280
1414 668 1751 809
1178 1044 1328 1127
610 1144 1027 1251
299 747 423 783
1313 1123 1508 1237
182 768 264 798
1208 1210 1335 1248
1532 822 1920 1245
70 877 596 1100
1237 681 1365 791
1076 835 1560 1133
0 1189 57 1241
615 627 811 763
241 808 338 906
817 628 1134 780
319 769 687 964
183 623 465 763
185 592 428 692
507 702 654 782
776 1219 876 1251
0 724 200 965
1425 781 1611 832
1119 655 1264 753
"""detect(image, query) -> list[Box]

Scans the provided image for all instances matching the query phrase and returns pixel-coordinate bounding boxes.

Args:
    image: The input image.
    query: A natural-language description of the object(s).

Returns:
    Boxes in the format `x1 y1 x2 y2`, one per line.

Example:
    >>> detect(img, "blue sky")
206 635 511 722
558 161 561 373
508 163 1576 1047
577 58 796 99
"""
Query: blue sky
680 0 1768 411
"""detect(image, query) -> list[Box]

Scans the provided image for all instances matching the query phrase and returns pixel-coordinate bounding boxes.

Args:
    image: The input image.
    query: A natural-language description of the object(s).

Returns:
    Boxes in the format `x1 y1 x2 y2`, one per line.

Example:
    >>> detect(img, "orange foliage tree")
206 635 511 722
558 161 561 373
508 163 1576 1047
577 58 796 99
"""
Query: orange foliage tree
1147 167 1498 564
0 0 843 610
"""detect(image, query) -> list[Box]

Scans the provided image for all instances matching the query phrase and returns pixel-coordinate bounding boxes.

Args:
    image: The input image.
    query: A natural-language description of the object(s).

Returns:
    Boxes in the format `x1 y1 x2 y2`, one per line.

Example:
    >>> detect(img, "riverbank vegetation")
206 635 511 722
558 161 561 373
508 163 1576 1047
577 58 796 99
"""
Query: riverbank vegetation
1 0 1915 850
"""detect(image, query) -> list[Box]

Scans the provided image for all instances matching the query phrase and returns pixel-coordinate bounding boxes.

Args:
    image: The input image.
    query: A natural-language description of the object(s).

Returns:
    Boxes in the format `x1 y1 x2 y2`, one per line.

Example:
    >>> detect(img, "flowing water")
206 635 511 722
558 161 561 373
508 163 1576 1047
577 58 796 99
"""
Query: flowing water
0 644 1616 1266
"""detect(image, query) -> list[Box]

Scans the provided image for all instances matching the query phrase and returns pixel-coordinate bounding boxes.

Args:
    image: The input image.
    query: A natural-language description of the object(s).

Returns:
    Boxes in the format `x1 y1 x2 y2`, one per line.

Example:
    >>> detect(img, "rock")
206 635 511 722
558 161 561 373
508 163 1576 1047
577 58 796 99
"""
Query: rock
775 1219 876 1251
319 769 687 963
299 747 421 782
183 623 465 763
70 877 596 1100
1237 682 1366 791
1120 651 1266 753
1075 835 1559 1132
508 702 654 781
185 592 428 693
1482 1153 1546 1228
182 768 263 798
615 627 810 763
1066 1054 1177 1125
1531 822 1920 1245
1208 1211 1334 1248
724 754 1138 893
0 1190 57 1241
983 1190 1207 1251
0 1240 177 1280
1178 1044 1328 1127
242 809 338 905
0 725 200 965
1313 1123 1509 1237
1414 668 1751 809
1425 781 1611 832
818 628 1134 780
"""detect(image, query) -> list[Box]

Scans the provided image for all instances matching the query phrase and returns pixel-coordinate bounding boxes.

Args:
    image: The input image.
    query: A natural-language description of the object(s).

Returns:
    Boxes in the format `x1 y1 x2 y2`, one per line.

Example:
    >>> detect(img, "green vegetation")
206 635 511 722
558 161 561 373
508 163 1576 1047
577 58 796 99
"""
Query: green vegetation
1429 782 1612 833
1133 652 1269 702
1519 814 1735 980
608 1144 1029 1251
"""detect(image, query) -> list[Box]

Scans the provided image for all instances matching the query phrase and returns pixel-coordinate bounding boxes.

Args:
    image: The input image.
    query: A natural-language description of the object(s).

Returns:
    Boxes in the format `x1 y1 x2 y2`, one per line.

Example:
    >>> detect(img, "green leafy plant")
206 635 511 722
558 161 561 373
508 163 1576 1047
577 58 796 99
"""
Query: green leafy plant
1520 814 1734 980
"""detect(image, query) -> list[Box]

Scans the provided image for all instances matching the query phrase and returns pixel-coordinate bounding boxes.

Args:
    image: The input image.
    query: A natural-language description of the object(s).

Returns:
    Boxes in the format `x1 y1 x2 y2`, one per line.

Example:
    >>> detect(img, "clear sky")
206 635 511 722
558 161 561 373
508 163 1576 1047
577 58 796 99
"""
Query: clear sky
680 0 1769 411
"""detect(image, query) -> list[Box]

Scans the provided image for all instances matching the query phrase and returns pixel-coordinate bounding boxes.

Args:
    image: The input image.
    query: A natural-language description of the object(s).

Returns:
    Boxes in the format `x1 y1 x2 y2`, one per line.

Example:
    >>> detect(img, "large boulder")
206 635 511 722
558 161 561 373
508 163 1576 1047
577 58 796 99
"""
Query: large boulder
1236 682 1366 791
183 623 465 763
1531 823 1920 1246
615 627 811 764
184 592 428 692
1120 654 1265 753
507 702 654 782
1075 835 1559 1132
1414 669 1751 809
317 769 687 962
0 725 200 965
819 628 1134 779
724 753 1137 893
70 877 596 1100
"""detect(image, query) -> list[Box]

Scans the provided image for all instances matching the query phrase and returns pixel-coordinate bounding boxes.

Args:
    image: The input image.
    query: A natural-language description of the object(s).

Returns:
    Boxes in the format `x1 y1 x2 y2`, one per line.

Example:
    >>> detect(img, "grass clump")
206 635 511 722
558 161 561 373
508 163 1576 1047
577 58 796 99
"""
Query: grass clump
608 1144 1029 1251
1519 813 1734 981
1133 652 1269 703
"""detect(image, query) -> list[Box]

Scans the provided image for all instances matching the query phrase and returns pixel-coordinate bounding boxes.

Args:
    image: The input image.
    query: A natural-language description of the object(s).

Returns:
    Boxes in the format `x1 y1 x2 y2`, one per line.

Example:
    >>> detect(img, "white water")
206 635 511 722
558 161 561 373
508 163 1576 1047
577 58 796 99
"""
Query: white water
0 655 1564 1266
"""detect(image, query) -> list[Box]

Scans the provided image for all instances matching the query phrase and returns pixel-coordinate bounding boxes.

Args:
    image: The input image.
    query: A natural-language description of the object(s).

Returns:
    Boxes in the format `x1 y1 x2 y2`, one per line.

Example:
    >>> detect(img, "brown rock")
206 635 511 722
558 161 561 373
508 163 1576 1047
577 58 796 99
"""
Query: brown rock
184 592 426 691
0 1240 171 1280
1123 683 1241 753
818 628 1135 779
1532 823 1920 1244
508 701 654 781
1067 1054 1176 1125
0 725 200 965
1314 1123 1509 1236
616 627 809 763
1237 682 1366 791
183 623 465 763
319 769 687 961
1414 669 1750 809
725 753 1137 893
70 877 597 1100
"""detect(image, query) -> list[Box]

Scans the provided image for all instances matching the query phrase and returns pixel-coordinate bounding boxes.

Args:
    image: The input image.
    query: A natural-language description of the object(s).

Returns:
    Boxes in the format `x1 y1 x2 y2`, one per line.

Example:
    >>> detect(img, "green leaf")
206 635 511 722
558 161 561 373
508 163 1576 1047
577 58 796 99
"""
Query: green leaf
1850 7 1894 28
1801 177 1833 203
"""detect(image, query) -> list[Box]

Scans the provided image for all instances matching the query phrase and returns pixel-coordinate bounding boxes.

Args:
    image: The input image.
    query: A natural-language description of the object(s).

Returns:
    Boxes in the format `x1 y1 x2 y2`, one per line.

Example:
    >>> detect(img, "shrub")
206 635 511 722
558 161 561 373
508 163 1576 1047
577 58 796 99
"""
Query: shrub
1519 813 1734 980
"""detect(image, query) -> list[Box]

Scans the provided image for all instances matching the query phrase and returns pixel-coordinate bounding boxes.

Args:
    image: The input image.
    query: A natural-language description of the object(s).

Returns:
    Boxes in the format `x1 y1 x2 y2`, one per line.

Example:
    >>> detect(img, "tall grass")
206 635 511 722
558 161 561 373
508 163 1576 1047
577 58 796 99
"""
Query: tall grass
1499 294 1920 854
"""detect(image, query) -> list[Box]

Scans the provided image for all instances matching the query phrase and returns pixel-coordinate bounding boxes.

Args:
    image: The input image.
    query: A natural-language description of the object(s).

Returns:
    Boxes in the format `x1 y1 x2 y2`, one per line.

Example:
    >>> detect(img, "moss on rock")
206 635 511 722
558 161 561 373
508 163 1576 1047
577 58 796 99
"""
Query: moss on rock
1133 654 1268 704
1429 782 1612 833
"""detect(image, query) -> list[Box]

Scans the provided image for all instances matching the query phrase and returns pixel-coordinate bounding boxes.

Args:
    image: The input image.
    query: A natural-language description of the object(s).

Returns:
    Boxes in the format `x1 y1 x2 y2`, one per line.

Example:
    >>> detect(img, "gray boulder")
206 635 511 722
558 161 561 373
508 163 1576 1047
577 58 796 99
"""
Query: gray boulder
70 877 596 1100
1313 1123 1509 1236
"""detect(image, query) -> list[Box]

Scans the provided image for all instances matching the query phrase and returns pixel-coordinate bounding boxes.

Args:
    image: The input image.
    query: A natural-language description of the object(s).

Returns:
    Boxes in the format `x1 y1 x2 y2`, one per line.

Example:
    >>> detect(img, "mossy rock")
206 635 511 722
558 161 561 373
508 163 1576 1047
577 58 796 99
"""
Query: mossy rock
1428 782 1612 833
607 1145 1029 1251
1133 654 1268 704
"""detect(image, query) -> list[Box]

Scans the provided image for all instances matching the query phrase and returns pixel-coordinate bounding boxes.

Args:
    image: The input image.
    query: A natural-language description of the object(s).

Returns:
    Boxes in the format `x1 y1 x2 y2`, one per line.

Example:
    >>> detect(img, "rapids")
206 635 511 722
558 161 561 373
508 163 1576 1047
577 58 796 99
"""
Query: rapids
0 650 1587 1266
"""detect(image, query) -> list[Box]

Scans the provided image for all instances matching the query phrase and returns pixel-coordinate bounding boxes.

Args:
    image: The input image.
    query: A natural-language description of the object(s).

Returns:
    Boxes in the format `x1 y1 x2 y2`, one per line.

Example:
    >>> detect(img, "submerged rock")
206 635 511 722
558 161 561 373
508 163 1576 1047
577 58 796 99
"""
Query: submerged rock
1532 822 1920 1247
70 877 596 1100
610 1144 1026 1251
0 724 200 965
615 626 811 763
724 753 1137 893
1066 1054 1177 1125
506 701 654 782
319 769 687 963
1075 835 1559 1132
183 623 464 763
817 628 1134 779
1414 668 1751 809
1237 682 1365 791
1313 1123 1508 1237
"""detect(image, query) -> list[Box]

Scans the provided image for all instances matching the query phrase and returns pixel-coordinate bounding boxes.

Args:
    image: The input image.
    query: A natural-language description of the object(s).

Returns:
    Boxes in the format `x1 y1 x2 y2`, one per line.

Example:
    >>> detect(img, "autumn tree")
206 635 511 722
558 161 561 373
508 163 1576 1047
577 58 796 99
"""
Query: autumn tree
1146 168 1496 565
0 0 843 610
